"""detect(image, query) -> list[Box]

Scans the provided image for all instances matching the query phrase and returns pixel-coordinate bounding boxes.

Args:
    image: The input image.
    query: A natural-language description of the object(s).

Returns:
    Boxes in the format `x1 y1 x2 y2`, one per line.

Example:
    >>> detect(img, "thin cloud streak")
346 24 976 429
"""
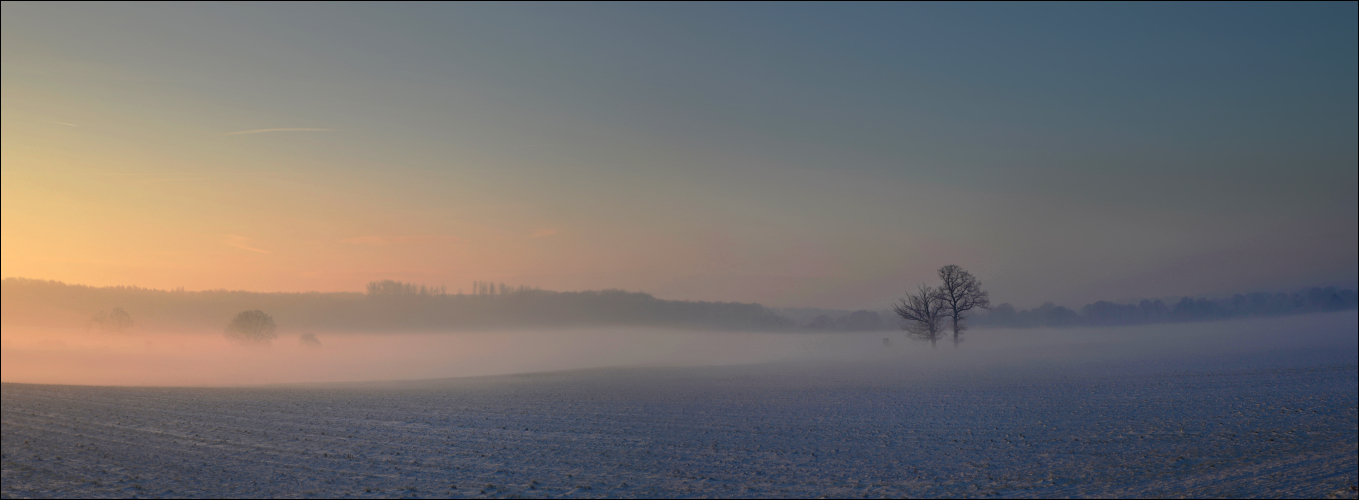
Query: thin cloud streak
226 128 336 135
341 235 459 245
222 235 272 254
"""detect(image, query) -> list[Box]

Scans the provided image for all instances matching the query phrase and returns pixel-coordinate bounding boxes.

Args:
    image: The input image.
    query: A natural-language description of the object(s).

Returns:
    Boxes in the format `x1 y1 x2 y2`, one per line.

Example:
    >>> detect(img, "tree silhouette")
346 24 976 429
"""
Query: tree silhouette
92 307 135 333
298 332 322 348
225 310 277 344
937 264 990 345
894 284 949 347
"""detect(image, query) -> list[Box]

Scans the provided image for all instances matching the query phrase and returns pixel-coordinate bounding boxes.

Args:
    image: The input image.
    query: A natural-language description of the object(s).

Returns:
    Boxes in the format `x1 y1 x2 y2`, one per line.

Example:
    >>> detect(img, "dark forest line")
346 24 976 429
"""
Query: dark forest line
1 278 792 332
2 277 1354 334
972 287 1358 329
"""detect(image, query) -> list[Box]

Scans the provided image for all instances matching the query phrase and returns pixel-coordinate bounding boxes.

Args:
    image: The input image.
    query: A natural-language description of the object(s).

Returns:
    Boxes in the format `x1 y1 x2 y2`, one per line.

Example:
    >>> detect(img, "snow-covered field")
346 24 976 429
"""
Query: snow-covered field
3 313 1357 498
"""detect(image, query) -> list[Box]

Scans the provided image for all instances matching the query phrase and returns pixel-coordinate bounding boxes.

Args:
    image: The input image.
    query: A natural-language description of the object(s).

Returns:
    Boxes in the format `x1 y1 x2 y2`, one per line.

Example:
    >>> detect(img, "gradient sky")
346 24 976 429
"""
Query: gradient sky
3 3 1355 309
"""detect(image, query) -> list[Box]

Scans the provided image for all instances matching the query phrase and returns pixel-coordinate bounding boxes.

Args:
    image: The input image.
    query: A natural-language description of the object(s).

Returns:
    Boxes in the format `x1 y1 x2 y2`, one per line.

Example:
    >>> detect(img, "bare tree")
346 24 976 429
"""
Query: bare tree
893 284 949 347
937 264 990 345
224 310 277 344
91 307 135 333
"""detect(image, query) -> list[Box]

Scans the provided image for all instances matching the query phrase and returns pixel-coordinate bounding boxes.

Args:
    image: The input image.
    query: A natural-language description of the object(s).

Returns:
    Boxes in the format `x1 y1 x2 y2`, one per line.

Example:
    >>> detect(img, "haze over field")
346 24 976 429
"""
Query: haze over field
3 312 1353 387
2 275 1353 386
5 314 1356 497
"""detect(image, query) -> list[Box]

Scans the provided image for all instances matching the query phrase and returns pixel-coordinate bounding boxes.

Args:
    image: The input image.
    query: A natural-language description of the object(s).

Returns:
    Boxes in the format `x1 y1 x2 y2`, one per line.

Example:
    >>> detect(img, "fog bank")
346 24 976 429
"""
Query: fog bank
3 312 1353 387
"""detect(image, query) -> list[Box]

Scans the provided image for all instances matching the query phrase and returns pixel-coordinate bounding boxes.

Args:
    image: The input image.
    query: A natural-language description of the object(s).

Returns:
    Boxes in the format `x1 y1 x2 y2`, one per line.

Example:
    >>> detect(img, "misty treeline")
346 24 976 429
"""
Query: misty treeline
1 278 791 333
785 285 1359 333
790 309 889 332
974 287 1359 328
4 278 1354 334
365 279 537 297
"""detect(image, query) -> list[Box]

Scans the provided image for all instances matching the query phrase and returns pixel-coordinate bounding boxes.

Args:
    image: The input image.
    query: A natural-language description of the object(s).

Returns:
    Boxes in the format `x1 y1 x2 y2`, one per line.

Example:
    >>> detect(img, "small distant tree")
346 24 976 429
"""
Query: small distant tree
92 307 135 333
937 265 990 345
298 332 322 348
225 310 277 344
894 284 949 347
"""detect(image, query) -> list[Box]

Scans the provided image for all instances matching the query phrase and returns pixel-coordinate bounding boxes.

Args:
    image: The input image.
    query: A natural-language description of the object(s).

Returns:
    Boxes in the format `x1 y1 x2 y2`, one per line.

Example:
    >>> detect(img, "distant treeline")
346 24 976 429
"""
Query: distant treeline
777 308 895 332
779 287 1358 332
3 278 1353 334
1 278 792 332
973 287 1358 328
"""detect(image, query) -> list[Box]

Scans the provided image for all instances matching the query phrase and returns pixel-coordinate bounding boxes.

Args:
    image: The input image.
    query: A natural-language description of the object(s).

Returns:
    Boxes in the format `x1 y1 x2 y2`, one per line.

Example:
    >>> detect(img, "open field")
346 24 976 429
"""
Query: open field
3 313 1357 498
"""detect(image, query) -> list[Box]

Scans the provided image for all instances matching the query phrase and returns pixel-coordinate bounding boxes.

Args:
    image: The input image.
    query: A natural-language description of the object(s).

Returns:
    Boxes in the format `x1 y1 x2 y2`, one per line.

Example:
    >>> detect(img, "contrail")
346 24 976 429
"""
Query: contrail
222 235 272 254
226 128 336 135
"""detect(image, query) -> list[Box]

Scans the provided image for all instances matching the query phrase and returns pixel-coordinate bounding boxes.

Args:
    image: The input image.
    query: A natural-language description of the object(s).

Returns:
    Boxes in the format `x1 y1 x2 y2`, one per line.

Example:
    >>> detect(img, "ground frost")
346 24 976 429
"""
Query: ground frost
3 320 1358 498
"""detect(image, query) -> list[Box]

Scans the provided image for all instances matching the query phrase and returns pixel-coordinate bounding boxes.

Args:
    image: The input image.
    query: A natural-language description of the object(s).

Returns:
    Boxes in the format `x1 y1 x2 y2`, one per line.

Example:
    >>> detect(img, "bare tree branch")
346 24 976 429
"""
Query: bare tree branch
893 284 949 347
938 264 991 345
91 307 135 333
225 310 277 344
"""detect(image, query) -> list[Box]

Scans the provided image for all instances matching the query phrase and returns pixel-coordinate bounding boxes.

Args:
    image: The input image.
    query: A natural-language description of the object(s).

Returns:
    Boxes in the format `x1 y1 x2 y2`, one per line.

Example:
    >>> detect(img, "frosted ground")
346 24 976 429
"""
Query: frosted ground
3 313 1356 498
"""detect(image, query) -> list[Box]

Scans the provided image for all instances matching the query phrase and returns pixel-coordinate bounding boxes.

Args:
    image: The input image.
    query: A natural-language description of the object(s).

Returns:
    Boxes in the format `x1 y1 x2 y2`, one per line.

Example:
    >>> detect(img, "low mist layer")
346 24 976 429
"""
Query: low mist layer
1 328 847 387
3 312 1353 387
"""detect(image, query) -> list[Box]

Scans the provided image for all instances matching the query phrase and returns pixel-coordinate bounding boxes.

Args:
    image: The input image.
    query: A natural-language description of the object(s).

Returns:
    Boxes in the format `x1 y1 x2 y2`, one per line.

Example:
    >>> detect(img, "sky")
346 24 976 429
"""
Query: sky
2 3 1355 309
